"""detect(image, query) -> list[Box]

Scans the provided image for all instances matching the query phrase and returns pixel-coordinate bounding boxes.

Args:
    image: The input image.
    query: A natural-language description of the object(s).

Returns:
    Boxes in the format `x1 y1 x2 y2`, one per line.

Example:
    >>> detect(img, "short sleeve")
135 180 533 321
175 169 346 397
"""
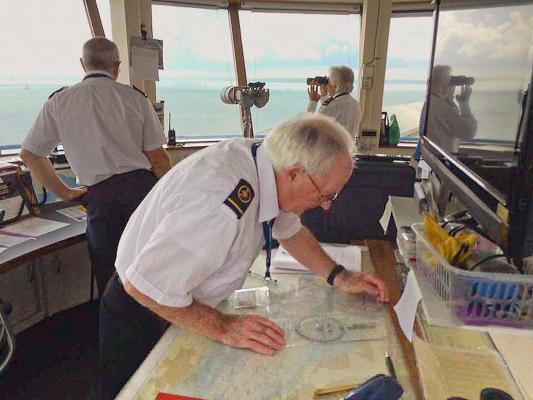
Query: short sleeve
22 100 61 157
272 210 302 240
142 97 167 152
124 194 240 308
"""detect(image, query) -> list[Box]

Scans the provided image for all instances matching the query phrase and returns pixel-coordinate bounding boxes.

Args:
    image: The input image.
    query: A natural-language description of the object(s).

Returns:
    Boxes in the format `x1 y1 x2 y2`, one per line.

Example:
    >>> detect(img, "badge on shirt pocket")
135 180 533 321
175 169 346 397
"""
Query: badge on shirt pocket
223 179 254 219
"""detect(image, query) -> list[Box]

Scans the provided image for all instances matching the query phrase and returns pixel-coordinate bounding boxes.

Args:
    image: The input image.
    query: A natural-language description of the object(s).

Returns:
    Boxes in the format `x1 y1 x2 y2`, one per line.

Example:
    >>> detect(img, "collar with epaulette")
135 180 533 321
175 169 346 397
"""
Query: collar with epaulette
48 87 68 99
132 85 147 98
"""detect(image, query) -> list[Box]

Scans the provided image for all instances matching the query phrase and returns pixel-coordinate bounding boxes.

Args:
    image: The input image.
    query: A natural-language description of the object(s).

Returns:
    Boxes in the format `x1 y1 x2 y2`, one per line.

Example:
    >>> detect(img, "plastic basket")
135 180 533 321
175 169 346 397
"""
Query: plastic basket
411 223 533 328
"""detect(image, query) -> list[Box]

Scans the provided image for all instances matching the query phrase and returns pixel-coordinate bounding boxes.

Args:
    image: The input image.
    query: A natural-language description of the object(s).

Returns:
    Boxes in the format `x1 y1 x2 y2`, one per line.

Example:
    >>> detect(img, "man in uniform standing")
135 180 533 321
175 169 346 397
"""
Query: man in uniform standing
20 37 171 296
307 65 361 140
100 113 389 399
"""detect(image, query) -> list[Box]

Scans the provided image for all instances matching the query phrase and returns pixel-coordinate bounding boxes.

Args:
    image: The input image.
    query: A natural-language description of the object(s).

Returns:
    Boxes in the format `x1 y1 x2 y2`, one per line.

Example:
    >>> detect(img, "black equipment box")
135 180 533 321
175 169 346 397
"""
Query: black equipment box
301 158 415 243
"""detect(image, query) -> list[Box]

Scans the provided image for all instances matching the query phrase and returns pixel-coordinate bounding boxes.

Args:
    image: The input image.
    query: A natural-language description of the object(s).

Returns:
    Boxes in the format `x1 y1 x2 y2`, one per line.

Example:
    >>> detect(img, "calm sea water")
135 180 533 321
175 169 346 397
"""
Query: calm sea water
0 84 522 147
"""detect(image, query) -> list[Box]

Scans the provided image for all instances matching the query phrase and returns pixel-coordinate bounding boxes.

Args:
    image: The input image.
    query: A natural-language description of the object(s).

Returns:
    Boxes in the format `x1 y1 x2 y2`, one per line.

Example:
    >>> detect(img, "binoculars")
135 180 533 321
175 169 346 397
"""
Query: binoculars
449 75 475 86
307 76 329 85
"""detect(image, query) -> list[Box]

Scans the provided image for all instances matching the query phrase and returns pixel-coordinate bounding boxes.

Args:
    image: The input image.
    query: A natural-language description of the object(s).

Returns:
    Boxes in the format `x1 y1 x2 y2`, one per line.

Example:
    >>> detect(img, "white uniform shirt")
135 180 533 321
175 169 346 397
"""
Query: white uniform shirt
307 92 361 139
426 93 477 153
115 138 302 308
22 70 166 186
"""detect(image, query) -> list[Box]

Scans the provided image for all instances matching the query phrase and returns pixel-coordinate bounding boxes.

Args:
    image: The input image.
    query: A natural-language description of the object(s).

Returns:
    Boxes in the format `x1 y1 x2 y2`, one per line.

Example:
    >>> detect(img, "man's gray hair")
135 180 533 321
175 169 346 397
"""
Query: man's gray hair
431 65 452 95
328 65 354 93
82 37 120 69
264 113 354 177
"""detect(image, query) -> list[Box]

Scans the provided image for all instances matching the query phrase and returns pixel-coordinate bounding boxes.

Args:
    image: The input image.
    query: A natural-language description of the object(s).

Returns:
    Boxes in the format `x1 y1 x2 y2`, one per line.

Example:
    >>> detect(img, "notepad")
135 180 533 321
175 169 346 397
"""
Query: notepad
0 217 68 237
413 335 521 399
271 243 362 274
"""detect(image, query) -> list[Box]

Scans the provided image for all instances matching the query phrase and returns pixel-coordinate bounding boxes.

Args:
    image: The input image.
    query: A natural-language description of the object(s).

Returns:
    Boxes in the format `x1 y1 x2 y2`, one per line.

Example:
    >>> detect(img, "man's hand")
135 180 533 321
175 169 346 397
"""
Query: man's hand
334 271 390 303
456 85 472 102
221 314 286 356
60 186 88 201
308 83 320 102
319 84 329 99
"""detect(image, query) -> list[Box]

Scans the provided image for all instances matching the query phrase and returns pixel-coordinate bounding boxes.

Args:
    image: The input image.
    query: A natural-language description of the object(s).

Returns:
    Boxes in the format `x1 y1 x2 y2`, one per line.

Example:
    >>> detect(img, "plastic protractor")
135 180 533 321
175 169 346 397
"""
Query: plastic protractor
295 316 345 342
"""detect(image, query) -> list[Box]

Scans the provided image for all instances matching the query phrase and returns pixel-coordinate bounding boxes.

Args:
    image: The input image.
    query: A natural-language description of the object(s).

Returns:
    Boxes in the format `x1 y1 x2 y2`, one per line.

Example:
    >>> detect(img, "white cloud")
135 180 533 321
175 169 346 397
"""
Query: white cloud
386 16 434 61
240 12 358 62
152 6 234 64
438 8 532 63
326 43 341 56
0 0 91 78
153 7 360 65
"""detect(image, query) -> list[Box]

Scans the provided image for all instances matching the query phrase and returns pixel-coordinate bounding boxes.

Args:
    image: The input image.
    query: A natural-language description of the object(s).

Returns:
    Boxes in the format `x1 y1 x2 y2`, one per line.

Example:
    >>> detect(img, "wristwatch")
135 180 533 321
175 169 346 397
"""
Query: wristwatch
327 264 346 286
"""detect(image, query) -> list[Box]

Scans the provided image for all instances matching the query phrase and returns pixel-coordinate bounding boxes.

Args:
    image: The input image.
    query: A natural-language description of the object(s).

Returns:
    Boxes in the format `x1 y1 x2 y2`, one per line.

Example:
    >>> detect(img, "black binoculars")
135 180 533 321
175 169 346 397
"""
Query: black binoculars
449 75 475 86
307 76 329 85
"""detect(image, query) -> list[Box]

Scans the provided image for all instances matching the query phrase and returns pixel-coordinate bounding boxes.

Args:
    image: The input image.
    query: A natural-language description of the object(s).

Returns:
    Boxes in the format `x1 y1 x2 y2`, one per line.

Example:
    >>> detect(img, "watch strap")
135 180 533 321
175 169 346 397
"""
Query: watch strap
327 264 346 286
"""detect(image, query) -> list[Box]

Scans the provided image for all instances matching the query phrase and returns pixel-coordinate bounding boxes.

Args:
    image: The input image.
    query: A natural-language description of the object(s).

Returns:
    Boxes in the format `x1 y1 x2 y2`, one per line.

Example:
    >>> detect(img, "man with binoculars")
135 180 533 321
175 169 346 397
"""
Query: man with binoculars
306 65 361 140
420 65 478 155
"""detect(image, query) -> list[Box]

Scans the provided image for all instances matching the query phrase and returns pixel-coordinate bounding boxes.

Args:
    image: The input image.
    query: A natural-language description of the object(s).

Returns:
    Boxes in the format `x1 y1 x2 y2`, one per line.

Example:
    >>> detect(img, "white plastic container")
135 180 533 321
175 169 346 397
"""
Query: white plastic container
411 223 533 328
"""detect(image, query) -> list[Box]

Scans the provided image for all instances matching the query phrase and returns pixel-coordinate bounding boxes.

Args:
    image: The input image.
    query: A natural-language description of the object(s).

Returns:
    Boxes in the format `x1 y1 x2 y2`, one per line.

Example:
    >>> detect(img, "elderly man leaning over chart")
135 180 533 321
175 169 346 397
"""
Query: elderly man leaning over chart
99 113 389 400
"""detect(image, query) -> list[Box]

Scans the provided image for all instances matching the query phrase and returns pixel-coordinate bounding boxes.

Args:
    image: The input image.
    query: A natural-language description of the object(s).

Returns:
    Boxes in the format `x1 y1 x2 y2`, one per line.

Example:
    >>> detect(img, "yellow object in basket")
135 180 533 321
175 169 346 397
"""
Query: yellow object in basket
423 213 478 267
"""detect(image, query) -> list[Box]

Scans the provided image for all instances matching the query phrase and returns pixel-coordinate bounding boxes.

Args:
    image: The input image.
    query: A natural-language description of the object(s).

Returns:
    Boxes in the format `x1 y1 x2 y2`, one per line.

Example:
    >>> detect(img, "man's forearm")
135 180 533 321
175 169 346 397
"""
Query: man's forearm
19 149 72 199
124 280 227 342
152 153 171 178
145 147 172 179
124 279 286 354
278 227 336 279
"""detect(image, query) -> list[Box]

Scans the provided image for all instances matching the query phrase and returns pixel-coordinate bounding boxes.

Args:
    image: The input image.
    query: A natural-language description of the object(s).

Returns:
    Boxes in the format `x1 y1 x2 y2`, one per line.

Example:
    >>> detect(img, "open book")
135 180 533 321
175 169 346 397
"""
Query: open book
271 243 362 274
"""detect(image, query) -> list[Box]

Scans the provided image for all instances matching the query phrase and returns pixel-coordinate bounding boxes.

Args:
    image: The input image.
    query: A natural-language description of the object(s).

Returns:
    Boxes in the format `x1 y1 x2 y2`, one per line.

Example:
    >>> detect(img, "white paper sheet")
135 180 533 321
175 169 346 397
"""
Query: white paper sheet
0 217 68 237
393 270 423 341
379 196 392 233
0 233 31 248
0 246 8 254
131 46 159 81
271 243 362 274
56 205 87 222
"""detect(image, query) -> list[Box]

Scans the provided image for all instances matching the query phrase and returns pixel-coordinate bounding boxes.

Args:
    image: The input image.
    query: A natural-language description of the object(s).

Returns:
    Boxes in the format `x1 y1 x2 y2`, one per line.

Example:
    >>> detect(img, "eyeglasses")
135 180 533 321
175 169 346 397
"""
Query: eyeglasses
306 173 338 204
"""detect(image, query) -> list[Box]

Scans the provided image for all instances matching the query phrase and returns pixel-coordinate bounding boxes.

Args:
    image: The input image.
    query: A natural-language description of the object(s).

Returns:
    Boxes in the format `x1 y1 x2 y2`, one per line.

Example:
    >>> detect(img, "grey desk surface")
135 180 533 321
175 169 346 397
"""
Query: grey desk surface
0 210 86 272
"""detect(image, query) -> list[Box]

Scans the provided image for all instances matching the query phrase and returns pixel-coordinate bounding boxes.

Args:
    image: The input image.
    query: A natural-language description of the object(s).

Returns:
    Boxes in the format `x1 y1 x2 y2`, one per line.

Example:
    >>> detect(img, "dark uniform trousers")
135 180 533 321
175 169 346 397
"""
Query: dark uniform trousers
83 169 157 296
100 273 169 400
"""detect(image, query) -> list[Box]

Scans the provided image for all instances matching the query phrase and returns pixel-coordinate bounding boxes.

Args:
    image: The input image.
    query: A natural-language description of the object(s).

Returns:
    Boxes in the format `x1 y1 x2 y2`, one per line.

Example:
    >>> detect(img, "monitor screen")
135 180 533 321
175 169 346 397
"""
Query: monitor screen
423 1 533 206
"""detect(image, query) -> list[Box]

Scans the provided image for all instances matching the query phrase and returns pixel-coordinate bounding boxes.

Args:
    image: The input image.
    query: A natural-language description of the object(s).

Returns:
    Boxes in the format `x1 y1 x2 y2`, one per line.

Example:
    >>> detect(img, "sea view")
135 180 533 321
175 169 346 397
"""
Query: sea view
0 83 523 148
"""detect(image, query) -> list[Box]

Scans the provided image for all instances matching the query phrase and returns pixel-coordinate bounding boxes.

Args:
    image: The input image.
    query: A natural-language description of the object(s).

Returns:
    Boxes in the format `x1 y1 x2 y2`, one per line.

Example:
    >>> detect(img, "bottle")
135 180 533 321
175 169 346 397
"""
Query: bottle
388 114 400 145
380 112 389 146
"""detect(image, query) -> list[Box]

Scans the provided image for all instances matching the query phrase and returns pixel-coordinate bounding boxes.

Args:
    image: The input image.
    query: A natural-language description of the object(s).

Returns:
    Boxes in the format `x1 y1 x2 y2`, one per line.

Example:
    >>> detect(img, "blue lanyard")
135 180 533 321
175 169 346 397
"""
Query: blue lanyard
251 142 274 281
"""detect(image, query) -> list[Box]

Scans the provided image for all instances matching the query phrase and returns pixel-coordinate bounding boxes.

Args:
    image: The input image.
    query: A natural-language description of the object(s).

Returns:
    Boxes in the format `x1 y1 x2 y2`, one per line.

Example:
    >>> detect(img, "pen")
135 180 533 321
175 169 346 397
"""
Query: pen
385 352 397 380
0 230 38 240
314 383 358 397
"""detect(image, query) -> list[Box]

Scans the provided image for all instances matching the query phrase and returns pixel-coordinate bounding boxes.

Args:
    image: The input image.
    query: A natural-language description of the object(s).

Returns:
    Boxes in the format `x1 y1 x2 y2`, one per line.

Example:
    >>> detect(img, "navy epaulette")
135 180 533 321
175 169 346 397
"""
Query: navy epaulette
132 85 147 97
48 86 68 99
223 179 255 219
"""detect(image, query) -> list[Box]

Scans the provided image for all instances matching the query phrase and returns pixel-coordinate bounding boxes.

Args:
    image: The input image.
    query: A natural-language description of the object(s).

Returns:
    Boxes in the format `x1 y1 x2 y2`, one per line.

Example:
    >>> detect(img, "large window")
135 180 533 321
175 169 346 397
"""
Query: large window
96 0 112 38
240 11 360 135
0 1 92 149
382 14 434 139
151 5 240 138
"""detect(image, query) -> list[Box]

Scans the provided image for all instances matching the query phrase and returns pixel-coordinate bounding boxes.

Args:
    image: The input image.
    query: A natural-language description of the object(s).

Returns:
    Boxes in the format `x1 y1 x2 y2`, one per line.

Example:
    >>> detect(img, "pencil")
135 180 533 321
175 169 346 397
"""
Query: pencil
385 352 397 380
314 383 358 397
